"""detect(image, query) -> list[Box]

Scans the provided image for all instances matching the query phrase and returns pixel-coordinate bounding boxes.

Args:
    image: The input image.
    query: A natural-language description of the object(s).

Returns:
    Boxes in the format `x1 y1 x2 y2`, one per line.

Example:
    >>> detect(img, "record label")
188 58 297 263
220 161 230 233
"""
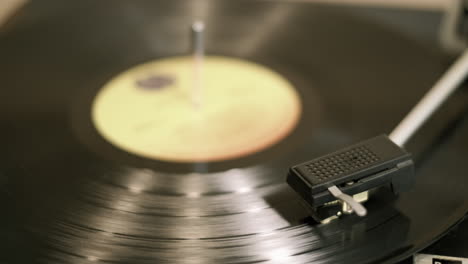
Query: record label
92 56 302 162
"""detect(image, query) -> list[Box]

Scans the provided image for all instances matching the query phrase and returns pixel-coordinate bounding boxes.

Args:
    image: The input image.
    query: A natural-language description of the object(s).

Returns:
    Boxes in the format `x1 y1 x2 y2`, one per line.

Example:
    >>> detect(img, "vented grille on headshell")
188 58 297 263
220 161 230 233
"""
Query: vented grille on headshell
304 146 380 184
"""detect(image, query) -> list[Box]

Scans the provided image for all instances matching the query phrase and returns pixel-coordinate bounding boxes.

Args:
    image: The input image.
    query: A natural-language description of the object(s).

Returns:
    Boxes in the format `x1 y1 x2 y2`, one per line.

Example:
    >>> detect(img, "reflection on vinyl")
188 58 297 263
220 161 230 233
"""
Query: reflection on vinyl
1 0 468 263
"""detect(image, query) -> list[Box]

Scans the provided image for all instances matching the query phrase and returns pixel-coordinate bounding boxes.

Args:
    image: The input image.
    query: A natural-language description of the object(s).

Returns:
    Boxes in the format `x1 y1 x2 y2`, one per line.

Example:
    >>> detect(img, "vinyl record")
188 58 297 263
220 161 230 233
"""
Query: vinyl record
1 0 468 263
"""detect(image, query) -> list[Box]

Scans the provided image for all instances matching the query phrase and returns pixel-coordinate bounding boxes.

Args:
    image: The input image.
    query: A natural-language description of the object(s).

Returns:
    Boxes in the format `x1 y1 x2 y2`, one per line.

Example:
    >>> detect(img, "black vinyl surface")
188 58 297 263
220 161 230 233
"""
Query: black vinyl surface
1 1 468 263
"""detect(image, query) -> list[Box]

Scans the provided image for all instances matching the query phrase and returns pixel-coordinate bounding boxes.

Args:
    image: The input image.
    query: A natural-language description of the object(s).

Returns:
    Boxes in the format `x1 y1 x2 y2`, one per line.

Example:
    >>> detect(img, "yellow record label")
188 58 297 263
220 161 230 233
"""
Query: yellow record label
92 56 301 162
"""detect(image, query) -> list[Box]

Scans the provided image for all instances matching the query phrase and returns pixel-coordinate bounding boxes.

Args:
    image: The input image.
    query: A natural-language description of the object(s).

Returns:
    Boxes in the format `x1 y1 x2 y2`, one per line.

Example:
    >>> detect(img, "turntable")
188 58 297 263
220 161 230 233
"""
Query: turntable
1 0 468 263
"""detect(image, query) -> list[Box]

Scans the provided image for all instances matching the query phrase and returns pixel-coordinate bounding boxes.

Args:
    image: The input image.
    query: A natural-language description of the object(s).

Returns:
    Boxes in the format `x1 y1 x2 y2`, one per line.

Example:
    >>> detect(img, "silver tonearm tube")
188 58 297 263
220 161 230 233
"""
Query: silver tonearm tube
390 49 468 147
